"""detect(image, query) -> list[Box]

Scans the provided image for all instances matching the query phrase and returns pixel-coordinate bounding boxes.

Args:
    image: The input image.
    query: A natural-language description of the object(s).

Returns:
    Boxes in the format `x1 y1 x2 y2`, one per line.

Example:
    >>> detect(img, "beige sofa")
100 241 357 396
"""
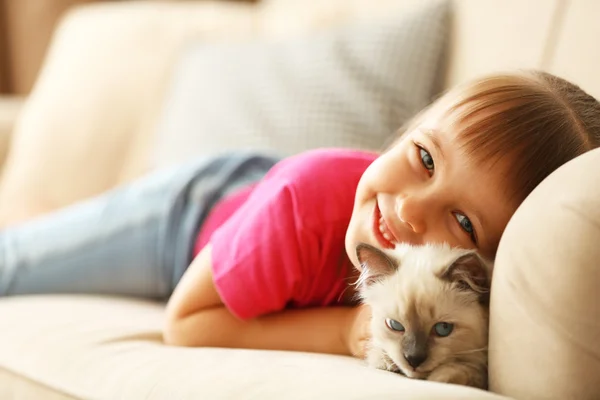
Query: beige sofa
1 0 600 398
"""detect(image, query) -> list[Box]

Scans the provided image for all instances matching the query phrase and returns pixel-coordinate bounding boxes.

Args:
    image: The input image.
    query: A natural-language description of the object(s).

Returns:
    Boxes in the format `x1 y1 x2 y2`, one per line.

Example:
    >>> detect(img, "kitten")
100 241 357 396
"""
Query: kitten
355 242 491 389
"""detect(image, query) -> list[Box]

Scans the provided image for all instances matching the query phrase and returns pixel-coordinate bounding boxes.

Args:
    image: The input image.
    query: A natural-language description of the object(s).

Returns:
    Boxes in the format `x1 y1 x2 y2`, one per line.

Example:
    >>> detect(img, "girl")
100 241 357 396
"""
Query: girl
1 70 599 360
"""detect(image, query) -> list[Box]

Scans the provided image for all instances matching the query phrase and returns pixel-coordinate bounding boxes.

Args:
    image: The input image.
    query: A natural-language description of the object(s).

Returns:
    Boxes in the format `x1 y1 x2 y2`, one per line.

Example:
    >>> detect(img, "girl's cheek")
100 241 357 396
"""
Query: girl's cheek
361 160 388 185
384 150 412 179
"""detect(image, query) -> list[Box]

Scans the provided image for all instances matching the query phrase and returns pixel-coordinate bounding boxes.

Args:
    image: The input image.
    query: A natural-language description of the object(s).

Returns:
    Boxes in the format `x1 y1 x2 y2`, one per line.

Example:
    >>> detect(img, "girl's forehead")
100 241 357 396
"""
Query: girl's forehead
411 111 460 144
417 111 513 168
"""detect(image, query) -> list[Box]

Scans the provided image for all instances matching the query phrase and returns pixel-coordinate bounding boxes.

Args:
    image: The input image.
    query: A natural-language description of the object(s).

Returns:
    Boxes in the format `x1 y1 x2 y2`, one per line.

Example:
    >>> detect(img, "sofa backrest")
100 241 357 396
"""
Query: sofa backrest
0 0 597 226
445 0 600 99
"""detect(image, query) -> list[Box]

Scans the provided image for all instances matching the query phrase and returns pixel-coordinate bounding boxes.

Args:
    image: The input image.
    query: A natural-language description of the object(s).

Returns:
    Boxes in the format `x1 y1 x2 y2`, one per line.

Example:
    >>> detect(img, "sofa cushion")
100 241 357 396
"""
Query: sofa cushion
0 1 260 227
489 147 600 399
0 97 24 174
0 295 511 399
152 0 449 166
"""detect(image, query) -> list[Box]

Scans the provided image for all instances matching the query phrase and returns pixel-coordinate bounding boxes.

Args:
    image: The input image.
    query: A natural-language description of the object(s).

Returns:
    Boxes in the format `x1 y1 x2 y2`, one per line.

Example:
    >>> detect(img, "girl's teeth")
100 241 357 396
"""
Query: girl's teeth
379 211 395 243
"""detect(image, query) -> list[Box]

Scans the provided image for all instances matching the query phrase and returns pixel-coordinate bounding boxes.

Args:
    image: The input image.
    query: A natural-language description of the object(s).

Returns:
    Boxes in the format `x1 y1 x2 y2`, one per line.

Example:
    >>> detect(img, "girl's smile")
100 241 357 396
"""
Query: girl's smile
372 200 398 249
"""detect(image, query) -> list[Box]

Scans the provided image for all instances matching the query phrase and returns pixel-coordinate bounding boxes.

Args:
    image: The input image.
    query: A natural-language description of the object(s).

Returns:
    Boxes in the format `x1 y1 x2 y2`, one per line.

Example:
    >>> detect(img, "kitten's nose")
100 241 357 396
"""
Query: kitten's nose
404 352 427 369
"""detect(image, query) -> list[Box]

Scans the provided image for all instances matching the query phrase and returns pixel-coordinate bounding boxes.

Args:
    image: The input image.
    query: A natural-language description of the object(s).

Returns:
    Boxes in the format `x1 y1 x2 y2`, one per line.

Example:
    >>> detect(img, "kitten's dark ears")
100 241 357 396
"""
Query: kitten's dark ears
355 243 397 287
440 252 491 300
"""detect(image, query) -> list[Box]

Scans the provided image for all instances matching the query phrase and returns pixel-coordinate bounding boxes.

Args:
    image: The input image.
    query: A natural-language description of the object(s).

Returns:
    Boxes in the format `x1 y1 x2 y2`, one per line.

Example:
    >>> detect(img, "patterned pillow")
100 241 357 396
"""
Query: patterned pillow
153 0 449 166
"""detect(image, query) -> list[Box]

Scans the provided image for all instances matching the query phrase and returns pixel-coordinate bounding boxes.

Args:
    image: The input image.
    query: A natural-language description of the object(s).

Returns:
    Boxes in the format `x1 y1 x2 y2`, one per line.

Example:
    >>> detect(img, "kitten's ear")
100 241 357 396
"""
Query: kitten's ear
441 251 490 296
355 243 397 287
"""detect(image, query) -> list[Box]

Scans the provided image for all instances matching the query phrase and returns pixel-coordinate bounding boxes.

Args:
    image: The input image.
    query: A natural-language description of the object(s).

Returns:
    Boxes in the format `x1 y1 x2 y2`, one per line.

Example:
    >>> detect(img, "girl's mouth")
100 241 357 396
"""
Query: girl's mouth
373 201 398 249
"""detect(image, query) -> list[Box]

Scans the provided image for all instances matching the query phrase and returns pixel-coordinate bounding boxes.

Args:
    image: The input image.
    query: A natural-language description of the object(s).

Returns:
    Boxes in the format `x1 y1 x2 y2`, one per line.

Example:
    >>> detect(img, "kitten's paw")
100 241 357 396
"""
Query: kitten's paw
366 347 400 373
365 347 387 369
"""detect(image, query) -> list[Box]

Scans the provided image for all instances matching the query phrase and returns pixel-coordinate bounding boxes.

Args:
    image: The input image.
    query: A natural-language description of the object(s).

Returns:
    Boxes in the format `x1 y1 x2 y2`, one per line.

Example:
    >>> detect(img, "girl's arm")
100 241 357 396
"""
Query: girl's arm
164 245 370 356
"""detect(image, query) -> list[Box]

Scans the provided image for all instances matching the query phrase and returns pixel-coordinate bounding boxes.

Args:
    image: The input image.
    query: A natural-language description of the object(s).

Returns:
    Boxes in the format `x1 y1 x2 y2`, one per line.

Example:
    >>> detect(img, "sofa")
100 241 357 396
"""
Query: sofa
0 0 600 398
0 0 102 94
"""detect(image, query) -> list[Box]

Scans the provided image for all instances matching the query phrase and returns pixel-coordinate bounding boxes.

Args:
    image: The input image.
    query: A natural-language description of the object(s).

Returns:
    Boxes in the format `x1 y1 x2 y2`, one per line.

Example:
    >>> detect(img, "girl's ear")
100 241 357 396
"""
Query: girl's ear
440 251 491 296
355 243 398 287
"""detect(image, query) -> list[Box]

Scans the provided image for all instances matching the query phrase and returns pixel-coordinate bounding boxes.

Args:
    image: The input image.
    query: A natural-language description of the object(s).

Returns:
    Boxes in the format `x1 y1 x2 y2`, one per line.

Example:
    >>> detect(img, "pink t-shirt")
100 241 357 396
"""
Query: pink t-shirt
194 148 378 320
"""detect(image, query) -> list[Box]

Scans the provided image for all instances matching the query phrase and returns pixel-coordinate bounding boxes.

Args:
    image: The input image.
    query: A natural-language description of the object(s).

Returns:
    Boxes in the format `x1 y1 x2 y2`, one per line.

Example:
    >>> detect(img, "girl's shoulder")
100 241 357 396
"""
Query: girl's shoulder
258 148 378 224
285 147 379 167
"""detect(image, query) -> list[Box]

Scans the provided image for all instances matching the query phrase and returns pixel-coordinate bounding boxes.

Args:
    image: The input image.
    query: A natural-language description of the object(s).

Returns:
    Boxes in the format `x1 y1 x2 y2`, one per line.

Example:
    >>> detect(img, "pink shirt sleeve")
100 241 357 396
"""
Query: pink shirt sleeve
210 149 377 320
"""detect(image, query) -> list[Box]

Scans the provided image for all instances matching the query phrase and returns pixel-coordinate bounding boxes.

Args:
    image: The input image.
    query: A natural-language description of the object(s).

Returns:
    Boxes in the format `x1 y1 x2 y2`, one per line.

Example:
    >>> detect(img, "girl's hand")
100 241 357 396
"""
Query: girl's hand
345 303 373 359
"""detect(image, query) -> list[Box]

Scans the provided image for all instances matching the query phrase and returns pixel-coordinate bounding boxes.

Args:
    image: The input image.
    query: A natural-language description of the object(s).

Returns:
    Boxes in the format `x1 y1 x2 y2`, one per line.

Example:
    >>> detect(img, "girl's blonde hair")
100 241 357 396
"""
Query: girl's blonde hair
399 70 600 203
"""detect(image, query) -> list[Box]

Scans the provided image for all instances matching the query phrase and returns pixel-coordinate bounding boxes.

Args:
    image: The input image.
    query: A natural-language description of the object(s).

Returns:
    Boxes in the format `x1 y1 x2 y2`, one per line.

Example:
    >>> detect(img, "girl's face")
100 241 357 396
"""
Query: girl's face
345 116 518 267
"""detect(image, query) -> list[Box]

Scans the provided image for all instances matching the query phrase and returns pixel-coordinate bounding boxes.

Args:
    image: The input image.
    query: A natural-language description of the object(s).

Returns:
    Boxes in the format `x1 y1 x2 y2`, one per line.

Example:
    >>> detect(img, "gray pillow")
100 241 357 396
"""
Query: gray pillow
153 1 449 166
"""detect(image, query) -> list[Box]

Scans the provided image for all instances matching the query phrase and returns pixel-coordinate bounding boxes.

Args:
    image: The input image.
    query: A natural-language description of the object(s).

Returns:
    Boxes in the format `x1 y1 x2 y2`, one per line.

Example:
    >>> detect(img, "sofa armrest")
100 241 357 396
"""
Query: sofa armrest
0 1 258 226
489 148 600 399
0 96 25 172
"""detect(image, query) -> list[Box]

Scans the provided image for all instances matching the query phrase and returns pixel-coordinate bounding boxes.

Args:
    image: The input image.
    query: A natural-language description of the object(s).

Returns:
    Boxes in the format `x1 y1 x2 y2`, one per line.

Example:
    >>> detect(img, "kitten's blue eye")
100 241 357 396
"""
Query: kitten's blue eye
454 213 476 243
385 318 405 332
433 322 454 337
419 147 435 173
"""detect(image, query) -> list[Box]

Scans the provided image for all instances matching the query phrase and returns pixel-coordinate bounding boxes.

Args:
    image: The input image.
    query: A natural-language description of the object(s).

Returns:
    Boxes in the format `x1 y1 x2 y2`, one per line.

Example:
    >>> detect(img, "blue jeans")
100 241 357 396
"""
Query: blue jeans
0 152 278 300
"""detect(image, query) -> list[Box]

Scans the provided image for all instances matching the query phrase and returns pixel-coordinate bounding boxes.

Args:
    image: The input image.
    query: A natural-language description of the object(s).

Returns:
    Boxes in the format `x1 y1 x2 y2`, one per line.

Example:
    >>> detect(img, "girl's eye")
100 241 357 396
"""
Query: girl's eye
433 322 454 337
454 212 477 244
385 318 405 332
419 147 435 174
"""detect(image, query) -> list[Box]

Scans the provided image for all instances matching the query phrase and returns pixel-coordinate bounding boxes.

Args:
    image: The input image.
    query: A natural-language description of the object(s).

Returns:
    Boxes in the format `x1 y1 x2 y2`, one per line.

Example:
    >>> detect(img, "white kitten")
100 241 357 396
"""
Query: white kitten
355 242 491 389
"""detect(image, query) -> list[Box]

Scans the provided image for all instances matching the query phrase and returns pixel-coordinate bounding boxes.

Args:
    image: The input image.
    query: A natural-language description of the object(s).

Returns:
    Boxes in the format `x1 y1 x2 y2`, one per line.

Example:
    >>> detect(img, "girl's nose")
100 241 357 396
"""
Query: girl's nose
396 195 427 234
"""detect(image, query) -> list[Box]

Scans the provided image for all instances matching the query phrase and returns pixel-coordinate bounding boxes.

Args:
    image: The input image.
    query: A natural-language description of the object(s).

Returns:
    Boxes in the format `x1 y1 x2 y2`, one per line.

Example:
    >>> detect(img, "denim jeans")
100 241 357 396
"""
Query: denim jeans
0 152 278 300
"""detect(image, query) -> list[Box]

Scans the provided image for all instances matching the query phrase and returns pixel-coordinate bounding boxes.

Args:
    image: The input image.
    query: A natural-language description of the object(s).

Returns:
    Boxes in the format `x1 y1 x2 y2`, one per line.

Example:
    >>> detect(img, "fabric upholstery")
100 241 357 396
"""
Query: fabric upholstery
0 1 259 226
0 97 23 172
0 295 511 399
489 147 600 399
547 0 600 99
153 0 448 165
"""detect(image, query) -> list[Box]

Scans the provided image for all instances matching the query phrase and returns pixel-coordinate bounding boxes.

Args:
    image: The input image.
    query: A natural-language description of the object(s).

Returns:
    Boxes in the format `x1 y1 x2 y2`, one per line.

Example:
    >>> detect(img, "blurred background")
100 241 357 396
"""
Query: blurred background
0 0 258 95
0 0 598 226
0 0 94 94
1 0 598 97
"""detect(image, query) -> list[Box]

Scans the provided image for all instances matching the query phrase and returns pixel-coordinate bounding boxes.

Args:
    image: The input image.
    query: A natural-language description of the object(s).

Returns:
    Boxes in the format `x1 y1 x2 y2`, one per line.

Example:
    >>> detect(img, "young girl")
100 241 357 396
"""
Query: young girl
1 70 599 360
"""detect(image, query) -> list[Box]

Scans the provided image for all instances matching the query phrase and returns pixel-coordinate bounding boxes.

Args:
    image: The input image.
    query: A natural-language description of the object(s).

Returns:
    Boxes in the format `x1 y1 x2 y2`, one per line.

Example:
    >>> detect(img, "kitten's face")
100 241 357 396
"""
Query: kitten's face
357 242 490 380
